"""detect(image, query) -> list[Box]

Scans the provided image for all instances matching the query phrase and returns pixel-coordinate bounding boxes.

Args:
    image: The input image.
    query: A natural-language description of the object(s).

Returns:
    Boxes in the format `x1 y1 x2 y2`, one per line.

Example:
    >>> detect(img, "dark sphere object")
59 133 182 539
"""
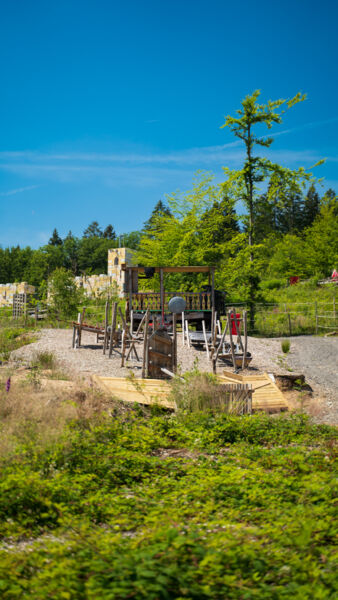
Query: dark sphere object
168 296 186 314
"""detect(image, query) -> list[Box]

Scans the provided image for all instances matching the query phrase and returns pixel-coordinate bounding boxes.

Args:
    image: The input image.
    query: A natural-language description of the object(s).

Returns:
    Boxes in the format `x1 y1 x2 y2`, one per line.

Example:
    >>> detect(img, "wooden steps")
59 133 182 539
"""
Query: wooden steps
219 371 288 413
93 371 288 413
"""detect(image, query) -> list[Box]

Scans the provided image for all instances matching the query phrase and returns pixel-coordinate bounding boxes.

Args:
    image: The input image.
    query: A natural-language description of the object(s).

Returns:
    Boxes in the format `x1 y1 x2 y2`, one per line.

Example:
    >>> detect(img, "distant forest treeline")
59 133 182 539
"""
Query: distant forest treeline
0 181 337 301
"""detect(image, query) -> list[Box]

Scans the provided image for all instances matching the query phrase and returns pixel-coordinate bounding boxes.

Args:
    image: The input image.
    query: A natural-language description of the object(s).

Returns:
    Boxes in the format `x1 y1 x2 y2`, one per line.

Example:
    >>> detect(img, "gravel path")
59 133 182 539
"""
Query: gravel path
11 328 290 378
11 329 338 423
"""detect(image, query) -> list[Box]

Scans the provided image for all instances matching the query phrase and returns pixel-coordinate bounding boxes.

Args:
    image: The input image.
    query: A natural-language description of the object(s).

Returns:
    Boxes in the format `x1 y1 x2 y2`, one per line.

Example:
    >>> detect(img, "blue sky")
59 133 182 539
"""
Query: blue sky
0 0 337 248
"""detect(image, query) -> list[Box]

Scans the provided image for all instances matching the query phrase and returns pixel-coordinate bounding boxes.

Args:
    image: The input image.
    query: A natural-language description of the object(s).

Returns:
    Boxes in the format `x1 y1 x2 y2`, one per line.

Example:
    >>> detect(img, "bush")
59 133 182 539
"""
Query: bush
48 267 83 319
0 398 336 598
260 278 285 290
31 351 57 370
281 339 290 354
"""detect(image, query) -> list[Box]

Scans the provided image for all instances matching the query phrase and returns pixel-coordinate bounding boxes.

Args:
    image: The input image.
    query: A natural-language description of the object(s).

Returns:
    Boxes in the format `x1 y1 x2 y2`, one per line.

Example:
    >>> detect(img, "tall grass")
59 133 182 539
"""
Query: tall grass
170 372 250 415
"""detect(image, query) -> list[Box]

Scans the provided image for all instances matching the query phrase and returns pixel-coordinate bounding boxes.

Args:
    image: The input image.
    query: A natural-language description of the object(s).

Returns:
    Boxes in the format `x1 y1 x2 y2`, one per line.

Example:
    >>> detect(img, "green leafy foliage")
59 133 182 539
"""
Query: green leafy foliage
0 405 336 598
47 268 83 319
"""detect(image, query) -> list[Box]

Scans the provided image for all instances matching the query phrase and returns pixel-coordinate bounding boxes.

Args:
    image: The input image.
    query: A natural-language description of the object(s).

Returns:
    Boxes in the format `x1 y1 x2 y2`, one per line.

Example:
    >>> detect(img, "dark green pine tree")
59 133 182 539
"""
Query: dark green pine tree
302 184 320 228
103 224 116 239
276 191 304 234
254 193 279 242
143 200 172 231
321 188 338 216
200 196 239 245
48 228 63 246
83 221 103 238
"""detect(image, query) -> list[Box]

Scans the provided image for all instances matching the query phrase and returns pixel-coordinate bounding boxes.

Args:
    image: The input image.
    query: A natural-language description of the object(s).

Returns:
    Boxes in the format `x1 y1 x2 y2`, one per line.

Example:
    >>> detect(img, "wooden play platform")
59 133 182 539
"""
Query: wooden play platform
92 371 288 413
92 375 174 408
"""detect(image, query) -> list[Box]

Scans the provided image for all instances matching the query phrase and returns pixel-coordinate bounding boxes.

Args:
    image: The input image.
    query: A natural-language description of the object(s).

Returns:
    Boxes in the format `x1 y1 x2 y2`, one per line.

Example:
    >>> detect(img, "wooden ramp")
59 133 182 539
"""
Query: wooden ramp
92 375 174 409
219 371 288 413
93 372 288 413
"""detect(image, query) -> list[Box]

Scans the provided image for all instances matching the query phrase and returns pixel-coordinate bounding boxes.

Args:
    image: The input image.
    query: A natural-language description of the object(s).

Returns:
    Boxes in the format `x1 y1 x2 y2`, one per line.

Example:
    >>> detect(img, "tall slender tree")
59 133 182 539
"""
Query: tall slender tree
221 90 320 326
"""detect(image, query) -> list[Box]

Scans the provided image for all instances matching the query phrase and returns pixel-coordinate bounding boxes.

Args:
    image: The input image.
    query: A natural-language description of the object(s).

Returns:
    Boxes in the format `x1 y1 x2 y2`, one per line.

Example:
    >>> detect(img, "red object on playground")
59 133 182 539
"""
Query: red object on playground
231 313 241 335
289 276 299 285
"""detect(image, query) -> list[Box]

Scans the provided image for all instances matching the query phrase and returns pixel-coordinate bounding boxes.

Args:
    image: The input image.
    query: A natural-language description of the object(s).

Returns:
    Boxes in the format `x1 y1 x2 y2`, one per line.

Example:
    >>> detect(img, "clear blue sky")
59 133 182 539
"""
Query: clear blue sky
1 0 337 248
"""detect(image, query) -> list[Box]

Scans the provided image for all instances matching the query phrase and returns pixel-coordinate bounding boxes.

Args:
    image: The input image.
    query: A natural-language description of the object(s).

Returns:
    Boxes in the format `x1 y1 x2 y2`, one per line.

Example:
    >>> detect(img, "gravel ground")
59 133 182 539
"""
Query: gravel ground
10 329 338 423
11 328 290 378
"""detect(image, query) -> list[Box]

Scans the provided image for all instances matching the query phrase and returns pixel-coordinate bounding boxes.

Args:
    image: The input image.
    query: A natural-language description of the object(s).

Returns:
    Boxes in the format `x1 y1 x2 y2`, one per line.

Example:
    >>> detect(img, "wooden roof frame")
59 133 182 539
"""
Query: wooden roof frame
121 265 214 274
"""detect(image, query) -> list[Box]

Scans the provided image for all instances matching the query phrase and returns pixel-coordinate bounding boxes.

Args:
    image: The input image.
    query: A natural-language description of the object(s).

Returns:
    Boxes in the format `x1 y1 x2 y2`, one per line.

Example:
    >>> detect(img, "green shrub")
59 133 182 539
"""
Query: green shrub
281 339 290 354
0 405 336 598
31 351 57 370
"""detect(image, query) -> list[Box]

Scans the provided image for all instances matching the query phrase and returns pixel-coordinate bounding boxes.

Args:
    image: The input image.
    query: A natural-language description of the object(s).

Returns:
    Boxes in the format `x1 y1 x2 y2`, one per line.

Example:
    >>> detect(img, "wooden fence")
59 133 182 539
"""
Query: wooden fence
224 300 337 336
131 292 212 312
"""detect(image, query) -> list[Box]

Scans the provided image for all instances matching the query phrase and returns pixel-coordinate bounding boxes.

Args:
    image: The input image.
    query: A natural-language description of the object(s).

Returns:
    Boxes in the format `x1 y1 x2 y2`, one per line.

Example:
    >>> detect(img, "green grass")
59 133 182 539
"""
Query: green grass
0 401 336 599
227 280 337 336
281 339 290 354
0 325 35 361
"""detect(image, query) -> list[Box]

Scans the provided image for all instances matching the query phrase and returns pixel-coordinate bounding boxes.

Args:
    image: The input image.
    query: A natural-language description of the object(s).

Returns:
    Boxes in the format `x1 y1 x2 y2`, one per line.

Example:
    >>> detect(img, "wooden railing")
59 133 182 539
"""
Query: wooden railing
131 292 212 312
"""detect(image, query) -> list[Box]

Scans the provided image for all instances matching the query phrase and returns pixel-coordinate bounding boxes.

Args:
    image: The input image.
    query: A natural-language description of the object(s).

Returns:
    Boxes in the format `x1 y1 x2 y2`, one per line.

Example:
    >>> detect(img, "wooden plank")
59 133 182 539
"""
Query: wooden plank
148 328 173 379
220 371 288 412
92 375 174 408
122 266 213 274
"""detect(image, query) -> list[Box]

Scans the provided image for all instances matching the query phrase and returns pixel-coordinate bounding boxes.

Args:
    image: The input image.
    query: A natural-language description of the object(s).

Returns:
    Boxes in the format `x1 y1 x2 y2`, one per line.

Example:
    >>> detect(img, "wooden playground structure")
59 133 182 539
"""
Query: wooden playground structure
70 264 288 414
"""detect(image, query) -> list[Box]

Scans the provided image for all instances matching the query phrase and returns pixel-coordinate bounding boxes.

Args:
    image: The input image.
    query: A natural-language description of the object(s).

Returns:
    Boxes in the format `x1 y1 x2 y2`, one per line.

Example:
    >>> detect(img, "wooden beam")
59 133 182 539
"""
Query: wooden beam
121 265 213 274
160 268 164 324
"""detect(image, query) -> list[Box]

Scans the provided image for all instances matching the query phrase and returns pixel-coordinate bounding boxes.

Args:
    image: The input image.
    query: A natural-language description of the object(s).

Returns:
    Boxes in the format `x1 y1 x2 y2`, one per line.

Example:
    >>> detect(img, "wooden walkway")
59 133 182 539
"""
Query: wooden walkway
93 371 288 413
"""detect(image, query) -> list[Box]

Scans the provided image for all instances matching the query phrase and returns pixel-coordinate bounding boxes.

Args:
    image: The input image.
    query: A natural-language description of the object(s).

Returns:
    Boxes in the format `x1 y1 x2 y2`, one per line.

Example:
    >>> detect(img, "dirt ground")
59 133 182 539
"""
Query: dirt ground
10 328 338 425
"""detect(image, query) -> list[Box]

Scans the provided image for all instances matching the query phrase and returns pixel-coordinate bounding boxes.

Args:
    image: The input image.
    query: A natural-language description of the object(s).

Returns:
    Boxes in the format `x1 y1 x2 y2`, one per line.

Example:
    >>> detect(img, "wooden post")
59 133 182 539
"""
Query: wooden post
72 326 76 348
181 312 185 346
172 313 177 373
210 311 218 358
160 268 164 325
109 301 117 358
142 310 150 378
185 320 191 348
118 306 127 330
211 267 215 337
120 327 126 367
126 309 148 361
315 301 318 334
241 310 248 371
288 313 292 337
130 310 134 335
128 268 133 320
103 301 109 355
214 317 229 363
202 320 210 360
78 308 85 348
228 310 237 371
24 294 27 326
217 319 221 335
